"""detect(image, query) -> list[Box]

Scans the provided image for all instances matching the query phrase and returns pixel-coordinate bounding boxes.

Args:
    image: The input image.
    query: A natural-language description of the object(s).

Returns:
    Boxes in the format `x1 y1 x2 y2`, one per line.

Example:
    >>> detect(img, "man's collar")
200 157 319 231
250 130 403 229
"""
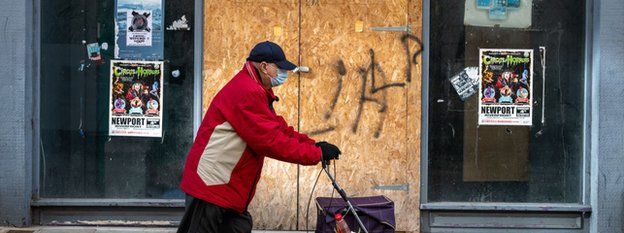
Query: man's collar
243 61 278 101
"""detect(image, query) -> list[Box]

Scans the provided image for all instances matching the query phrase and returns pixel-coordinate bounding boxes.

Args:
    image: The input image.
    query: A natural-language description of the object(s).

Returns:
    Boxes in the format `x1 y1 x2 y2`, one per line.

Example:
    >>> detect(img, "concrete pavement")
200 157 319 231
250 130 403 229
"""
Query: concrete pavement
0 227 308 233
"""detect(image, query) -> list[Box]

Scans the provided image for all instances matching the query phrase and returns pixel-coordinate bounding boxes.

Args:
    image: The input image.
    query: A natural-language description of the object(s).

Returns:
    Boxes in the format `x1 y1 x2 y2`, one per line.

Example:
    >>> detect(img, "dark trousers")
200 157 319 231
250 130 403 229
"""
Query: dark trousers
177 196 253 233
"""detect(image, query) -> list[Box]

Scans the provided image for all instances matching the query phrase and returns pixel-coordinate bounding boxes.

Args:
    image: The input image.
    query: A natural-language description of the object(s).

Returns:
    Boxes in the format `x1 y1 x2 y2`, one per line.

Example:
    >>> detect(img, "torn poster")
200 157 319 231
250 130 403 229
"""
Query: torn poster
115 0 164 60
109 60 163 137
464 0 532 28
478 49 533 126
450 67 479 101
166 15 191 31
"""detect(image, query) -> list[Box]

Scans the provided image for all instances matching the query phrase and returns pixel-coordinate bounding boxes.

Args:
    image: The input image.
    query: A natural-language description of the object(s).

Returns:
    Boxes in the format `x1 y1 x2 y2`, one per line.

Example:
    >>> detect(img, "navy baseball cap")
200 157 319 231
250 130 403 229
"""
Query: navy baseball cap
246 41 297 70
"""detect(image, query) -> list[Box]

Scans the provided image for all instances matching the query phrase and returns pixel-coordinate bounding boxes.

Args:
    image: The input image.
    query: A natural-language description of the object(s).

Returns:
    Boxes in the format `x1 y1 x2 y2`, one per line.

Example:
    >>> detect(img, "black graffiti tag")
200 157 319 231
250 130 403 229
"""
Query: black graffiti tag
306 34 423 138
401 33 423 83
351 49 405 138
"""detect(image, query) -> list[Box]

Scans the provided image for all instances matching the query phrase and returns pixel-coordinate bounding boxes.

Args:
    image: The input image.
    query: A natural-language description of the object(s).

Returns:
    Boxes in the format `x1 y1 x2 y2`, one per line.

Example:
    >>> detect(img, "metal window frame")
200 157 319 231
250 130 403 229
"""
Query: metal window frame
420 0 595 213
193 0 203 137
32 0 42 203
588 0 601 232
31 0 204 222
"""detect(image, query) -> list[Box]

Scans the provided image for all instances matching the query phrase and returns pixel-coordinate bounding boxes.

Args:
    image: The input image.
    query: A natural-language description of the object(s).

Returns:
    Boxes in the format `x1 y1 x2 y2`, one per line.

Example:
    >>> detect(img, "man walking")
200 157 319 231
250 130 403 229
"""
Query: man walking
177 41 342 233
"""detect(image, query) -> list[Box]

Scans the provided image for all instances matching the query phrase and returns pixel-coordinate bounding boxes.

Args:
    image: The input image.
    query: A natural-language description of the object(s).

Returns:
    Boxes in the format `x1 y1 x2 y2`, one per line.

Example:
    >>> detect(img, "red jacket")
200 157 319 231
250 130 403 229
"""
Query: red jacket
180 62 322 213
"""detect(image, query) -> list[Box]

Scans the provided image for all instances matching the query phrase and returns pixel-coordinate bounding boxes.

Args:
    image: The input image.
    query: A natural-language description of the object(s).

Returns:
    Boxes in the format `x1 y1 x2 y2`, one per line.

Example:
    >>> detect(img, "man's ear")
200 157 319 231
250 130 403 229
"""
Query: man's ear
259 62 268 74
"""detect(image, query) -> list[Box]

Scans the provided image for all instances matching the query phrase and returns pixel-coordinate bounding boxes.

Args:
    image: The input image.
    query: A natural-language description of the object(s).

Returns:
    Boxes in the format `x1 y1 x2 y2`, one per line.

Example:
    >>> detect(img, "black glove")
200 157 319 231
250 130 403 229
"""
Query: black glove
315 141 342 163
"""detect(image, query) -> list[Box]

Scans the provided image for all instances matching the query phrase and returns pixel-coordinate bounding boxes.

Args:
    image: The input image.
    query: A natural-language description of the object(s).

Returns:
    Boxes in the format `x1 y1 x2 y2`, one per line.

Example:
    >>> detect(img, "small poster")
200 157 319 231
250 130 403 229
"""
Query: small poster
115 0 164 60
86 43 102 61
109 60 163 137
478 49 533 126
450 67 479 101
126 10 153 46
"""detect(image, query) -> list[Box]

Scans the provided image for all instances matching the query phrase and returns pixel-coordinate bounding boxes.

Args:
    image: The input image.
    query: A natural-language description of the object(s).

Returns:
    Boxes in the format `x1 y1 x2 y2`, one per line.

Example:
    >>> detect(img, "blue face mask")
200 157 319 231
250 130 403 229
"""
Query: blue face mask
270 69 288 87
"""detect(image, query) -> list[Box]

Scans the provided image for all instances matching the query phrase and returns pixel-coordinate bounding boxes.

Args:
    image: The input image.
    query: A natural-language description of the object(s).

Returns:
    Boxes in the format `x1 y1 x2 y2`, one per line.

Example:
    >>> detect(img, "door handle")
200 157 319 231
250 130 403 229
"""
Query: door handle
293 66 310 73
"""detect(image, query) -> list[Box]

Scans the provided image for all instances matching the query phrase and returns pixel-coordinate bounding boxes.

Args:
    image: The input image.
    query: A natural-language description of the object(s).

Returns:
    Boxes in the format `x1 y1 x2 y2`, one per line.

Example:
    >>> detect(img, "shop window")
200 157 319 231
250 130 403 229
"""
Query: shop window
427 0 585 203
39 0 195 199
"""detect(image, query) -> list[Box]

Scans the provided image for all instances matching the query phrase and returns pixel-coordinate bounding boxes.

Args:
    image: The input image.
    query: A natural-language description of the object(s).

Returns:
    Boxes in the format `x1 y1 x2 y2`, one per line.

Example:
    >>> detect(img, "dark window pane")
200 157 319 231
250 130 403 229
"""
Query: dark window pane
428 0 585 203
40 0 195 199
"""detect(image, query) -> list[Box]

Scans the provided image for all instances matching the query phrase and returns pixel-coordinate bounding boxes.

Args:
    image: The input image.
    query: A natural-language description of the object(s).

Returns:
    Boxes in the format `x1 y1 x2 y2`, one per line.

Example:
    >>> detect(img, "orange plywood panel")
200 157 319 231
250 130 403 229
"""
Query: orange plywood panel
297 0 422 231
203 0 300 229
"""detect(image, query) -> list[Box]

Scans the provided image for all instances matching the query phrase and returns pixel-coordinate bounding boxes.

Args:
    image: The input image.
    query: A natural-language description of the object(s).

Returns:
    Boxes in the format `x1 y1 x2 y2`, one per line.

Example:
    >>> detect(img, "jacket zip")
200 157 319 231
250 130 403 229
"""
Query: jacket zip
244 167 262 212
244 81 276 212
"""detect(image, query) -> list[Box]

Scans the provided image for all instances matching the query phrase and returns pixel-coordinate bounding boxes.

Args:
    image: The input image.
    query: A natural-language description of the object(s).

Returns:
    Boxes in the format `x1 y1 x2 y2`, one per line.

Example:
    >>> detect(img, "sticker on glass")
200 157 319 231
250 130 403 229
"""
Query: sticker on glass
86 43 102 61
478 49 533 126
450 66 479 101
109 60 164 137
115 0 164 60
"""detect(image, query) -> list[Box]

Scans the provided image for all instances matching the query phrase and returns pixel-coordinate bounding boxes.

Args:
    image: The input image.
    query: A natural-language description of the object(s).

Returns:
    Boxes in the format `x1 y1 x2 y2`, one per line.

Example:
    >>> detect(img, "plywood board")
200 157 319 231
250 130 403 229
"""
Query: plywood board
202 1 422 231
406 0 423 231
298 0 421 231
203 0 300 229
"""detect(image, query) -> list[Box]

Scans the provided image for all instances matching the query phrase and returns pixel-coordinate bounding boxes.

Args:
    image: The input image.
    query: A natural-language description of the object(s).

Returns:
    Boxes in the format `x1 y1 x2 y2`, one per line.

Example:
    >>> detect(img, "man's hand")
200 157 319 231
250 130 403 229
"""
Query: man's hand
315 141 342 163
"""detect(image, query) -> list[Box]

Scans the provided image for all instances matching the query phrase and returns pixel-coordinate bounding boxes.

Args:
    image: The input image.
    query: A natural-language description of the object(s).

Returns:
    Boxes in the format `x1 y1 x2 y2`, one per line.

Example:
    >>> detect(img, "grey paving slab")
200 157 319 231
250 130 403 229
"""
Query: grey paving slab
37 228 96 233
0 228 308 233
93 228 173 233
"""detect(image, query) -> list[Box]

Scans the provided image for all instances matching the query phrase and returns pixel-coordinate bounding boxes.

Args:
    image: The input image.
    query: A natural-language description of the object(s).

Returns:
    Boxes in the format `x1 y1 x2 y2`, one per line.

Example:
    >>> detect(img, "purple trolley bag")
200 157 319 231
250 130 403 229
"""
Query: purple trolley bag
315 195 395 233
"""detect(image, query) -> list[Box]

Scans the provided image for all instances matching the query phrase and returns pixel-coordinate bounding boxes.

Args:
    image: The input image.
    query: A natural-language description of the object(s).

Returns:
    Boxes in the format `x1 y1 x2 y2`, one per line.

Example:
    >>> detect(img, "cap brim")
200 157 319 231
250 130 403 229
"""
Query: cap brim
276 60 297 71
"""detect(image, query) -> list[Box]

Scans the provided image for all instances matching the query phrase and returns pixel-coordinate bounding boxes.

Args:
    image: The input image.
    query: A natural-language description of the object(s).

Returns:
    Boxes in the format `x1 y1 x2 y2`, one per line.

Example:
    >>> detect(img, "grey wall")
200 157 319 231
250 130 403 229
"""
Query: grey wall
0 0 34 227
596 0 624 232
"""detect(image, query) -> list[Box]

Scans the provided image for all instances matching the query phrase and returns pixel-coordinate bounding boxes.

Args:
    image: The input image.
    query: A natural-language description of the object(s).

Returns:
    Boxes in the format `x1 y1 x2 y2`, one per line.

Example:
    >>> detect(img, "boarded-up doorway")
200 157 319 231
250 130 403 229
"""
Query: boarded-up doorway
202 0 422 231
